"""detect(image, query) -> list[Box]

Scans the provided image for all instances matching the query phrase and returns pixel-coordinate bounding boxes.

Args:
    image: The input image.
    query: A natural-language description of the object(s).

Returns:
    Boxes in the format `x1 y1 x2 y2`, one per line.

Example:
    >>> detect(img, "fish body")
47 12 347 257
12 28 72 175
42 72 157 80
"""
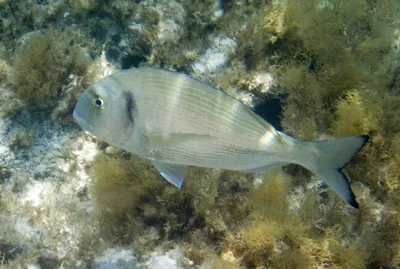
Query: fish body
73 67 368 208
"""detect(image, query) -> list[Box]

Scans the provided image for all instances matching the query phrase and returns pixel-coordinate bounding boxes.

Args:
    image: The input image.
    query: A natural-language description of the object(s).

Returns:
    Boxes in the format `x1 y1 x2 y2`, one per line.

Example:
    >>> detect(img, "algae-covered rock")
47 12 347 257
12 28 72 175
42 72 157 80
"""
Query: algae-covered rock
9 30 90 111
0 242 24 265
0 0 400 268
0 59 7 82
9 126 34 152
0 164 11 184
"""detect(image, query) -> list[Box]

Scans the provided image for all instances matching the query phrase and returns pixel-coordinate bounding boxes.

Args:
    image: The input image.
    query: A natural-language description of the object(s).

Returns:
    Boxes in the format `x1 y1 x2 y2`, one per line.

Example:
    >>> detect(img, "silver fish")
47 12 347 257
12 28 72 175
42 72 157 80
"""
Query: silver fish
73 67 368 208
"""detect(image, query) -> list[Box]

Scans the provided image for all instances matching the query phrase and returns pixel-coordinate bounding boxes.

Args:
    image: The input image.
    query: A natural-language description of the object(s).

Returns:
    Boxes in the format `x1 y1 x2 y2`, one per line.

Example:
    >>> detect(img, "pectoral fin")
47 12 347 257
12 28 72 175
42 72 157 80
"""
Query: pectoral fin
152 161 186 188
145 132 212 149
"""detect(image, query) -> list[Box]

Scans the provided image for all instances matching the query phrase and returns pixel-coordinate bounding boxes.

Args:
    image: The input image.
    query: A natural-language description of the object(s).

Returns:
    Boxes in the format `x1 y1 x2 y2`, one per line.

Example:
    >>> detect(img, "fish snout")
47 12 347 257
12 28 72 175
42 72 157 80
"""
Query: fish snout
73 95 94 132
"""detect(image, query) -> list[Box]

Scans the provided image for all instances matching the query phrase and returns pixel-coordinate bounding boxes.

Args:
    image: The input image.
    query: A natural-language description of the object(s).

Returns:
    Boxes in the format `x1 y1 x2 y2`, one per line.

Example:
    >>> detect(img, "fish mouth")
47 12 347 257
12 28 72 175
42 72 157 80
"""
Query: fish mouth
73 110 93 132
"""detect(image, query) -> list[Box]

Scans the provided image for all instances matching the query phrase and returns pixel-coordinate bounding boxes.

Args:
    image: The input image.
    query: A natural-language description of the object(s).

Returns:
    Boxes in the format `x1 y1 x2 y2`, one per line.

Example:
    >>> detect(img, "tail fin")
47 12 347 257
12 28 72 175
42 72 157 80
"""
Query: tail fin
306 135 369 208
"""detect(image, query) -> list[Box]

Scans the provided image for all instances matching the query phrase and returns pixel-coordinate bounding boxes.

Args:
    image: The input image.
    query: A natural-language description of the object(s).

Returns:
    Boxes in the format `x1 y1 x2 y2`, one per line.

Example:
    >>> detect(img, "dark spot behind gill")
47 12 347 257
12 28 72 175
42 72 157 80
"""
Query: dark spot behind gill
124 92 136 125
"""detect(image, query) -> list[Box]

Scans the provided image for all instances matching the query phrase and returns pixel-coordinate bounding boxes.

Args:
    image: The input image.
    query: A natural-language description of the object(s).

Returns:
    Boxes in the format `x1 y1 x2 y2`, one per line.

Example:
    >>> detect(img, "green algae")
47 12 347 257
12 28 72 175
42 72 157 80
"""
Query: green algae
90 152 254 260
1 0 400 268
9 30 91 111
87 1 400 268
9 126 34 152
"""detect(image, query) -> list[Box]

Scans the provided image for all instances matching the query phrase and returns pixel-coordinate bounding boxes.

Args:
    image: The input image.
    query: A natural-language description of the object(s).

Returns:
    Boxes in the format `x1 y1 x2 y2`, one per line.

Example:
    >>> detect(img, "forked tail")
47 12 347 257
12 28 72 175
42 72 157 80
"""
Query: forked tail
305 135 369 208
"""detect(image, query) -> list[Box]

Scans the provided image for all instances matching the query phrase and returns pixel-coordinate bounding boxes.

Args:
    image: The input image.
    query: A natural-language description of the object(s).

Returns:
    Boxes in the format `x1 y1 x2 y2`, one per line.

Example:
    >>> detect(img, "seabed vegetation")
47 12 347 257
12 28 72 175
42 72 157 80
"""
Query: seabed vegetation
0 0 400 268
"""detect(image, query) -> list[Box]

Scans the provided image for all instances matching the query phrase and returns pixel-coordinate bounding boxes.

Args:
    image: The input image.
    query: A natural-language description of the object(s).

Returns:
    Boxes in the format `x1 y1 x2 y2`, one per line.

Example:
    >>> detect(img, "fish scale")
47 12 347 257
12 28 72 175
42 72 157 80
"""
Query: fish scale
153 139 278 170
145 80 264 135
144 75 265 134
123 70 274 151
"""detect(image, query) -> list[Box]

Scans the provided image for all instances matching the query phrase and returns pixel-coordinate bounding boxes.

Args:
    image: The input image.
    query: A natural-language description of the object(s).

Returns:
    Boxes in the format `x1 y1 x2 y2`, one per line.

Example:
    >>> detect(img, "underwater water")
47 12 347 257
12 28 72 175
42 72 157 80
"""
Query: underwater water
0 0 400 268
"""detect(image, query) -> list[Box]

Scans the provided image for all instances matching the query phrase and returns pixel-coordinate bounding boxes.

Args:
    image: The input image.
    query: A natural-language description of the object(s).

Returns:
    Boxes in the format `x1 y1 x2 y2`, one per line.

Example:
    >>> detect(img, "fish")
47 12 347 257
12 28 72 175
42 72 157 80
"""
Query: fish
73 67 369 208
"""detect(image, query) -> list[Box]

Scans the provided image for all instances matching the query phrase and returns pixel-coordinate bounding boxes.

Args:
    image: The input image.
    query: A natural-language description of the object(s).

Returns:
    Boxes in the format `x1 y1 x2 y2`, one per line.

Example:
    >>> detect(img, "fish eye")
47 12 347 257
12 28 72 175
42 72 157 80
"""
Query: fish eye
93 97 104 108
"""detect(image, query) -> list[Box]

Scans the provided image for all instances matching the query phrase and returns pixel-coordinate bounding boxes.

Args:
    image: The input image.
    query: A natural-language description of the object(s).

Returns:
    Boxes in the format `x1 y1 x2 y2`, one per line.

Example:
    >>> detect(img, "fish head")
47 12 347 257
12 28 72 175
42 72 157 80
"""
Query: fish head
73 77 128 143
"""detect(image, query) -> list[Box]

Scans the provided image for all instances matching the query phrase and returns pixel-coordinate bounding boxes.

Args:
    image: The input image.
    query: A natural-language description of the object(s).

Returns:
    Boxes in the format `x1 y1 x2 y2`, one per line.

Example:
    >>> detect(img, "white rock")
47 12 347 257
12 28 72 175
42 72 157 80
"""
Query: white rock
14 219 42 241
193 36 236 74
156 1 185 42
72 139 99 165
145 248 181 269
211 9 224 21
192 62 206 74
252 72 274 94
95 249 137 269
158 19 180 42
22 181 53 207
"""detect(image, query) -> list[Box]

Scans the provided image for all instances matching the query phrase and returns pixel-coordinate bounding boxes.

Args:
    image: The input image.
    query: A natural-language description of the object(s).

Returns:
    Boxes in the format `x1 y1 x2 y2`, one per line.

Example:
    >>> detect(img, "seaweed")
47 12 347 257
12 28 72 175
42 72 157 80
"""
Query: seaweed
9 30 90 111
82 0 400 267
180 0 220 42
0 59 7 82
89 152 255 259
1 0 399 268
0 164 11 184
9 126 34 152
278 65 324 139
1 98 23 119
